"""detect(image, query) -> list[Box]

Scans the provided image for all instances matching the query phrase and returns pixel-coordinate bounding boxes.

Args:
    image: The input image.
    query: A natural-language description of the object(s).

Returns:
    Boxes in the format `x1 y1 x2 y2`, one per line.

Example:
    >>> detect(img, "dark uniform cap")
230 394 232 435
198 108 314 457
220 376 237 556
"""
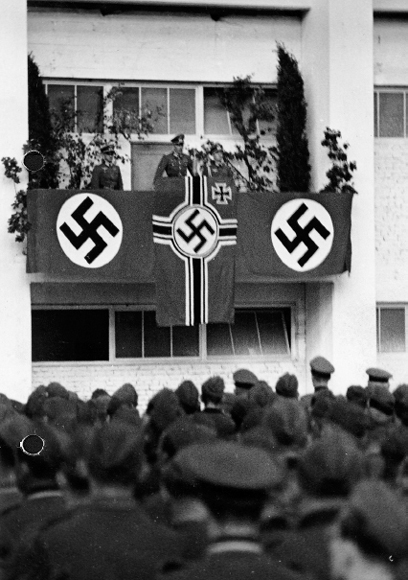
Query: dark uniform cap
367 384 395 416
262 398 308 448
248 381 275 407
210 142 223 154
233 368 258 387
329 398 369 439
310 356 335 376
160 416 217 460
341 480 408 560
201 376 225 401
275 373 299 398
393 383 408 402
100 141 115 153
298 429 364 497
346 385 367 407
171 133 185 145
113 383 138 407
366 367 392 383
175 380 200 412
176 441 282 491
149 388 183 432
46 382 69 399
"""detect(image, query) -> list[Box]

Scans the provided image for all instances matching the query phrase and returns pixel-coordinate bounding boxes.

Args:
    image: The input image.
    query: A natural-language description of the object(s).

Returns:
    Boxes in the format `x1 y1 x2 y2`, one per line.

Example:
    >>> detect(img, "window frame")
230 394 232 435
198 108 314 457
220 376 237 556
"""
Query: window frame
376 303 407 353
32 304 294 365
374 87 408 138
44 80 277 140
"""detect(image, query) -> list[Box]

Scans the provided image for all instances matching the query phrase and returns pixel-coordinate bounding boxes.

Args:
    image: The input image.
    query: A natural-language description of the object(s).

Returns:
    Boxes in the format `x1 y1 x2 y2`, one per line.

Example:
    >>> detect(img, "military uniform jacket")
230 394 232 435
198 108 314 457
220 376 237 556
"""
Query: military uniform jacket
202 162 234 181
154 153 193 182
90 163 123 190
167 538 304 580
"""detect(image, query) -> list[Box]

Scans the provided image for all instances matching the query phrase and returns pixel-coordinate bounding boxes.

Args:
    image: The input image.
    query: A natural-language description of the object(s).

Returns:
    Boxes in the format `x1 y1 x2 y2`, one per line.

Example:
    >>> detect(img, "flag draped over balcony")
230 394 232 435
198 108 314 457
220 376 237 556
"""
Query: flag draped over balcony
152 176 238 326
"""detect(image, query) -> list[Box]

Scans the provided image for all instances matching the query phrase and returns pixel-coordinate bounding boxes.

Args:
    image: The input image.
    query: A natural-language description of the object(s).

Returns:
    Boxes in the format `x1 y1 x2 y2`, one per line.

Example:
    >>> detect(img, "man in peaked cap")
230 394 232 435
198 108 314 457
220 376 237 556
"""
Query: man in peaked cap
154 133 194 184
169 441 303 580
90 140 123 190
310 356 335 391
203 143 234 181
233 369 259 398
366 367 392 390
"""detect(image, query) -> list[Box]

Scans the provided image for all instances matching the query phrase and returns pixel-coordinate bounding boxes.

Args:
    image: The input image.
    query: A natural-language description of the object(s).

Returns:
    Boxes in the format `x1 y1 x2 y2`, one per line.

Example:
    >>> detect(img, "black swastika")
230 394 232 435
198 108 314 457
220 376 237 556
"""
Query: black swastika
274 203 331 267
59 197 119 264
176 209 215 253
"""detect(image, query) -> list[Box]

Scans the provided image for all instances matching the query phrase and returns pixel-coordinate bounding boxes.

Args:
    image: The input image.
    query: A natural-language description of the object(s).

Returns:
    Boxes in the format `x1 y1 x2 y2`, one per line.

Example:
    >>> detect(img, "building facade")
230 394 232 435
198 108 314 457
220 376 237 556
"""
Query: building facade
1 0 406 408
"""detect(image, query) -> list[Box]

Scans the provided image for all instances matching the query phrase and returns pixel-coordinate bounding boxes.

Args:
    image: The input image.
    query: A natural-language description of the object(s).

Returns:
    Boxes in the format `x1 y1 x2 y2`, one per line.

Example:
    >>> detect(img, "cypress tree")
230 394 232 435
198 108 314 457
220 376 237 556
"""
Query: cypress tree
28 54 59 188
276 44 311 192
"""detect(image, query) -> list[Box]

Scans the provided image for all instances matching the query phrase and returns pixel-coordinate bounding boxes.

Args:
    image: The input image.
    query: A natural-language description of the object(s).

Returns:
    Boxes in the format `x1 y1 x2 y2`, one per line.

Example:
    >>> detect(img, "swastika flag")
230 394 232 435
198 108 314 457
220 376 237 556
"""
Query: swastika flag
153 176 238 326
236 191 353 278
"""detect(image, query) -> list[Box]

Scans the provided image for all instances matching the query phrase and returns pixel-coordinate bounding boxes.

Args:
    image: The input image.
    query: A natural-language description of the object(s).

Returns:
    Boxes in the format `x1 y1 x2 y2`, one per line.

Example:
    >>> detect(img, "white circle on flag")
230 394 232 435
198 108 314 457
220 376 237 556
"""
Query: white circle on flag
57 193 123 268
172 205 219 258
271 199 334 272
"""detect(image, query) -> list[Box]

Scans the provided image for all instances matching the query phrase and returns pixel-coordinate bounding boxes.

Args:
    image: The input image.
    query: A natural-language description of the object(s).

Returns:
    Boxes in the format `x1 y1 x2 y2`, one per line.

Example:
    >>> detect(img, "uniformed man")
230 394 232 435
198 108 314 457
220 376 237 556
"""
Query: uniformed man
203 143 234 180
366 367 392 390
310 356 335 391
168 441 303 580
90 141 123 190
154 134 193 184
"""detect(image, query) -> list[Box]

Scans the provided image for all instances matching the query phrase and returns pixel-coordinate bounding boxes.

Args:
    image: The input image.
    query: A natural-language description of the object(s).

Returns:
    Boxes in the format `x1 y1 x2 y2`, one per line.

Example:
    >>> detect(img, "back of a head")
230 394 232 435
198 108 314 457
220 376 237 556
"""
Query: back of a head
346 385 367 409
248 381 275 407
112 383 138 408
175 380 200 414
88 422 142 486
201 376 225 405
148 388 183 433
275 373 299 399
330 398 369 439
46 382 69 399
298 429 364 497
262 398 308 449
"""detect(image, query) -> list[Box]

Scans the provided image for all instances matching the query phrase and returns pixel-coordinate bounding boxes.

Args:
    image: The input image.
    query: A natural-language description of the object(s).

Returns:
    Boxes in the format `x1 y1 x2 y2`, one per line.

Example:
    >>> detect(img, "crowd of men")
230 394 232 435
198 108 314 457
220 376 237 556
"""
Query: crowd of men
1 357 408 580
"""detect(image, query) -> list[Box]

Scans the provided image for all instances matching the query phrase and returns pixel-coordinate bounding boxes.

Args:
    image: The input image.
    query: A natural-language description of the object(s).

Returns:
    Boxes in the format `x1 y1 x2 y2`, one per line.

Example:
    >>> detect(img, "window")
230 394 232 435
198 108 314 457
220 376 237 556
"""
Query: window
112 86 196 135
377 306 406 352
45 81 277 137
374 89 408 138
33 307 291 362
47 83 103 133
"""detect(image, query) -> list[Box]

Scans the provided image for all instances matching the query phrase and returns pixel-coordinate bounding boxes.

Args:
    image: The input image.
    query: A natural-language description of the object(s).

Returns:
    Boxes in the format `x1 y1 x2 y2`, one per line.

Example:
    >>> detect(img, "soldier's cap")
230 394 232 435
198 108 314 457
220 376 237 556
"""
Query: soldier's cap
339 480 408 561
275 373 299 399
148 388 183 432
211 142 223 154
175 380 200 412
329 398 369 439
366 367 392 383
100 141 115 153
201 376 225 402
262 398 308 449
248 381 275 408
160 416 217 461
112 383 138 407
393 383 408 402
174 441 283 493
46 382 69 399
298 428 364 497
310 356 335 377
346 385 367 408
233 368 258 388
367 384 394 416
171 133 185 145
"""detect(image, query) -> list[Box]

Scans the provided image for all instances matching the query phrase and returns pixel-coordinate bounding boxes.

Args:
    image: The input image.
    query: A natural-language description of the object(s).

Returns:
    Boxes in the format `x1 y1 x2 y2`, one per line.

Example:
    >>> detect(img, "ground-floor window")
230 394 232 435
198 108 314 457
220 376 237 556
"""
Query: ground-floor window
32 307 291 362
377 304 406 353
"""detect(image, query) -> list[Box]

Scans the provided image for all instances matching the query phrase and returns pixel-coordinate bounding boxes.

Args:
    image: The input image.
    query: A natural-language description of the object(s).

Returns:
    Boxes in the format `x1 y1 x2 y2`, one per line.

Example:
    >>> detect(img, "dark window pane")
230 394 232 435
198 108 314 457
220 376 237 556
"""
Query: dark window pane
207 323 234 356
142 88 167 134
379 308 405 352
257 310 288 355
173 325 199 357
115 311 142 358
379 92 404 137
144 311 171 357
204 87 230 134
32 310 109 361
170 89 196 135
232 311 261 355
258 89 277 136
48 84 75 131
77 85 103 133
374 92 378 138
112 87 140 132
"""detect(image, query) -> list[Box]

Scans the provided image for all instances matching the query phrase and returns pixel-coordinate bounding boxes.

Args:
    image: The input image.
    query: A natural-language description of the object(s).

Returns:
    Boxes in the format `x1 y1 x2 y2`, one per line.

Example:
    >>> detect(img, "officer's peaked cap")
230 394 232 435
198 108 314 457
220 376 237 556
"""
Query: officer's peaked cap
310 356 335 376
171 134 185 145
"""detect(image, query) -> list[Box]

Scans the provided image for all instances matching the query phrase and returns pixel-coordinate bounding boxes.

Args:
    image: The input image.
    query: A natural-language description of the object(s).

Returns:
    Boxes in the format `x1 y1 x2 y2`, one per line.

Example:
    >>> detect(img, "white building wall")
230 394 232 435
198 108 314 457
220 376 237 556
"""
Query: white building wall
0 0 31 402
28 9 301 83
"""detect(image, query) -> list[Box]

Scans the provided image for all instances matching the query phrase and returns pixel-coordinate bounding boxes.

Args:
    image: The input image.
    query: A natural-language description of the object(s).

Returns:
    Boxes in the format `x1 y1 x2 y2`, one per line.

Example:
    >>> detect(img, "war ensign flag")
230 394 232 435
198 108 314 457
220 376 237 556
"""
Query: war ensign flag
153 176 238 327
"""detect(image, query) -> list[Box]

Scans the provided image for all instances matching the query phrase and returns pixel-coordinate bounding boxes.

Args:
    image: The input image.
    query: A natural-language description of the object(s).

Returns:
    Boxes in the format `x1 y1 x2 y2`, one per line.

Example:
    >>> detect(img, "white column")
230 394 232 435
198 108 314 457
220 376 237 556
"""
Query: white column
0 0 31 402
302 0 377 392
